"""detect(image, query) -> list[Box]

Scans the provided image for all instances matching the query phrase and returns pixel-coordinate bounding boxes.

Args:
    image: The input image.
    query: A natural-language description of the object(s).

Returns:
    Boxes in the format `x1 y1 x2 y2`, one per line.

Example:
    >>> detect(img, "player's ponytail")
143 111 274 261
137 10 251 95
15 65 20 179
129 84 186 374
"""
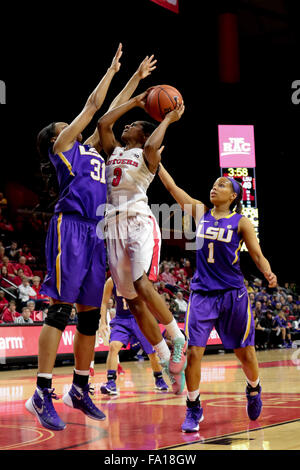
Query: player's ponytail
227 178 243 214
37 122 57 161
229 180 243 214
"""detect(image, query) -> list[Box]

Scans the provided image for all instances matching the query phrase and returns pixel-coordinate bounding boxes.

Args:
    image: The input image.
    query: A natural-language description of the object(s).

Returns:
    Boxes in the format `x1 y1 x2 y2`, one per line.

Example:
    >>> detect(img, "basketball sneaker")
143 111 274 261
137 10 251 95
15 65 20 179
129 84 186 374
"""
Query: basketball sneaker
62 383 106 420
181 396 204 433
25 387 66 431
100 380 118 395
169 337 187 374
246 383 262 421
161 360 185 395
155 376 169 391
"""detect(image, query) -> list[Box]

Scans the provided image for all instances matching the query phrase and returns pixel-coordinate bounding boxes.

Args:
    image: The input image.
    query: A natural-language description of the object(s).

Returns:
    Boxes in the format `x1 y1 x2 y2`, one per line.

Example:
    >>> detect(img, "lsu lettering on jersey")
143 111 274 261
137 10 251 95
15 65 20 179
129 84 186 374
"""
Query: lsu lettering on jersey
49 141 106 221
190 209 245 291
105 146 154 217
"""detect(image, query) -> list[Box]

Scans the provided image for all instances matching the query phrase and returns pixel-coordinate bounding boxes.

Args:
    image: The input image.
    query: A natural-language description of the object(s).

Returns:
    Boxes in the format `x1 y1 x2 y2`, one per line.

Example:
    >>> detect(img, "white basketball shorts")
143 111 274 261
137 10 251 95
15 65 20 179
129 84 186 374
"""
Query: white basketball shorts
105 213 161 299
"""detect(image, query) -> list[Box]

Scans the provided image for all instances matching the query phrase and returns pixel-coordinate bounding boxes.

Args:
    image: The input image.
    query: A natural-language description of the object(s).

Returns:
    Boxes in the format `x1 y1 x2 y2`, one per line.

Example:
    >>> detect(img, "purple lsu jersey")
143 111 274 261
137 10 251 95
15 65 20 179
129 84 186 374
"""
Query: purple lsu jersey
112 284 134 319
49 141 106 221
190 209 245 292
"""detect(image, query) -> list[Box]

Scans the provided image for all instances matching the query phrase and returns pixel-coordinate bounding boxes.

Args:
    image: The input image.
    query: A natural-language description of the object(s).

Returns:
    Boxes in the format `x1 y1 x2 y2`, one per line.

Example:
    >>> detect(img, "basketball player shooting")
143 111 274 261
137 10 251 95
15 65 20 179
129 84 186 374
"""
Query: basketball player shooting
98 89 187 392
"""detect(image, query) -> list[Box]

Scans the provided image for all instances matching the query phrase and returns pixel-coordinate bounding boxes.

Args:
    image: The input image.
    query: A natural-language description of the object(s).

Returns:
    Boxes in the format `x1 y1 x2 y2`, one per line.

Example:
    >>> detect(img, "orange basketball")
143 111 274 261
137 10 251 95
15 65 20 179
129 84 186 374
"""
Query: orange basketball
145 85 183 122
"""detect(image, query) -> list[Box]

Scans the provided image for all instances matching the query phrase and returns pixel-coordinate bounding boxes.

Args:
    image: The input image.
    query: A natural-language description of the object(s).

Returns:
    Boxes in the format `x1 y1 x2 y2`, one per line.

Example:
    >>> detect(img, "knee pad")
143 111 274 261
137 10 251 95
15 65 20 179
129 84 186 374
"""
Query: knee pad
45 303 73 332
76 308 100 336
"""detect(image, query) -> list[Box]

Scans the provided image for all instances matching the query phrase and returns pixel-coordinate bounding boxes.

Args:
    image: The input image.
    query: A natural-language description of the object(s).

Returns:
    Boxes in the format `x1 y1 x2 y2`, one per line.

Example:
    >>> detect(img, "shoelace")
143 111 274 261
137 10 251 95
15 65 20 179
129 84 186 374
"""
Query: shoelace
43 389 61 417
186 406 200 423
161 362 176 385
172 341 185 362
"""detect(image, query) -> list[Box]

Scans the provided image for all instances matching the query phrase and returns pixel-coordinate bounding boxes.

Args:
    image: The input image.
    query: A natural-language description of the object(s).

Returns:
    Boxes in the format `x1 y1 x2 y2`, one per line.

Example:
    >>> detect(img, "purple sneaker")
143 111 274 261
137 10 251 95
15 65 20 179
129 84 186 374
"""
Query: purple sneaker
100 380 118 395
63 383 106 420
25 387 66 431
182 397 204 433
246 383 262 420
155 376 169 391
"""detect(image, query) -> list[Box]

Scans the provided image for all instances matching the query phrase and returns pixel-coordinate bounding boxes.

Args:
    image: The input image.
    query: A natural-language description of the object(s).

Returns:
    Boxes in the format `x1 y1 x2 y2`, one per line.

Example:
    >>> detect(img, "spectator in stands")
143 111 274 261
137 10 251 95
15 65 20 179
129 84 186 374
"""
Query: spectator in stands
157 280 174 298
159 264 177 287
15 256 33 280
26 300 40 321
249 292 255 308
2 300 20 323
0 265 18 297
0 256 17 278
18 277 36 307
273 310 292 348
183 259 193 279
31 275 49 308
15 306 34 324
13 268 26 286
259 310 278 349
174 291 188 319
253 277 263 291
254 301 263 319
0 290 8 316
253 310 268 350
5 241 22 261
20 244 36 264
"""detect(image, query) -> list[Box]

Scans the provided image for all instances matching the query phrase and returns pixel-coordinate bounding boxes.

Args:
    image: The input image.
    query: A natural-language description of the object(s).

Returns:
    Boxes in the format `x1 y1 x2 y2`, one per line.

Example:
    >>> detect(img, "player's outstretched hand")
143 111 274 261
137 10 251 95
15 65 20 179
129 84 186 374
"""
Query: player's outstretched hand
110 43 123 73
137 55 157 79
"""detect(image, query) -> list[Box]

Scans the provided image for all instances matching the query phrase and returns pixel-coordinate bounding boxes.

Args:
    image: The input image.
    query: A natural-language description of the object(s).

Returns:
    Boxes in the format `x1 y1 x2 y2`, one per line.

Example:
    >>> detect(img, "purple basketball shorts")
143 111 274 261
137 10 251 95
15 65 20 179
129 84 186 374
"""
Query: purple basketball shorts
184 286 254 349
40 212 106 307
109 316 155 355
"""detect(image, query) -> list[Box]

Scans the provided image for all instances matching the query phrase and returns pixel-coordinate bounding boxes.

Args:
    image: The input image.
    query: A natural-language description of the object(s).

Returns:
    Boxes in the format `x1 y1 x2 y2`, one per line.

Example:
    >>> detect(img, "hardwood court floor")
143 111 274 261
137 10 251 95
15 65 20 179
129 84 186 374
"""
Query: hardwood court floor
0 348 300 451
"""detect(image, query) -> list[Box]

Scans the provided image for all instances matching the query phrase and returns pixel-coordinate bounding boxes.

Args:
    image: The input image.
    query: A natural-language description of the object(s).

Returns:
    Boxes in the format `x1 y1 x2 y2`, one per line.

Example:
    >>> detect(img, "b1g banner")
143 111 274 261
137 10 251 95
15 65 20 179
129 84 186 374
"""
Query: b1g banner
150 0 179 14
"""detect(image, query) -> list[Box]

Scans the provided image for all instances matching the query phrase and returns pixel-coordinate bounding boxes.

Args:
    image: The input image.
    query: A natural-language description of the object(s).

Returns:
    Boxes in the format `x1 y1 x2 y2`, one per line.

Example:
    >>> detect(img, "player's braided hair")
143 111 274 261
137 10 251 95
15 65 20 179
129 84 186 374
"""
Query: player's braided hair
36 122 57 161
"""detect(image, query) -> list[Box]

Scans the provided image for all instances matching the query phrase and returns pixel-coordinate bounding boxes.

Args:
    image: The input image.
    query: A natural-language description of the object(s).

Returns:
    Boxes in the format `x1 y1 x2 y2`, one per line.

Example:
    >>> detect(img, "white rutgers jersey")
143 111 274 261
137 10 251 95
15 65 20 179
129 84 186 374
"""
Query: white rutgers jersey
105 146 155 217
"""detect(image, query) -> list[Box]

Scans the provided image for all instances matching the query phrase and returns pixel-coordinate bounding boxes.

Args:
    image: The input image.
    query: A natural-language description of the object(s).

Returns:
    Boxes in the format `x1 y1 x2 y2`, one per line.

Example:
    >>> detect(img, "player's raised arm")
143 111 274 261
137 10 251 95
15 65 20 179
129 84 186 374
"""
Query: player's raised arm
158 163 207 222
239 216 277 288
143 101 185 174
85 55 157 151
53 43 123 155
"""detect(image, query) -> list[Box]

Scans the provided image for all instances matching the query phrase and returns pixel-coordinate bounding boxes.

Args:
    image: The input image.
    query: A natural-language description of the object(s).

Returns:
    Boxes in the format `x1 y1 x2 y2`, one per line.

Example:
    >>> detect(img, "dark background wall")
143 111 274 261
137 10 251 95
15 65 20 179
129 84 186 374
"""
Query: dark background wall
1 0 299 284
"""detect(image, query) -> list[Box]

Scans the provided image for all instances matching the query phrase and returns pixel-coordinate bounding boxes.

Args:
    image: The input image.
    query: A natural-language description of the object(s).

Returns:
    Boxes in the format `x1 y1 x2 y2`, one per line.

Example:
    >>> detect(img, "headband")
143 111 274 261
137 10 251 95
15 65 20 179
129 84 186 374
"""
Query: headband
227 177 241 197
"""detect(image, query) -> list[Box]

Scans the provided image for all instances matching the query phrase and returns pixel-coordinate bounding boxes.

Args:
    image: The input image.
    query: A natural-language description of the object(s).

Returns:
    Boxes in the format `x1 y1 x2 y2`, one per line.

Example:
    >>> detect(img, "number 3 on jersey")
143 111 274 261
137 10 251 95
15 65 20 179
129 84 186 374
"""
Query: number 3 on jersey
112 167 122 187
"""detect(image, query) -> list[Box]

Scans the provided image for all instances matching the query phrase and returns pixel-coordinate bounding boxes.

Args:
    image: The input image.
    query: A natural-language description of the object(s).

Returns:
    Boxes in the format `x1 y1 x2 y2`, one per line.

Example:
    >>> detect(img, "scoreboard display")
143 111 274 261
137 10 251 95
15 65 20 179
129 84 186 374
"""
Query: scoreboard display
218 125 259 250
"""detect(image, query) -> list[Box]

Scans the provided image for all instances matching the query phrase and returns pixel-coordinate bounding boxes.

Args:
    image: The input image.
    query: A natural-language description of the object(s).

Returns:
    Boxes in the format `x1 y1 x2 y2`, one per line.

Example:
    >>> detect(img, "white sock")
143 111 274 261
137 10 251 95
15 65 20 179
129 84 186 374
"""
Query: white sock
187 390 199 402
154 339 171 362
247 377 260 388
74 369 90 376
37 373 52 379
90 361 94 368
164 318 185 341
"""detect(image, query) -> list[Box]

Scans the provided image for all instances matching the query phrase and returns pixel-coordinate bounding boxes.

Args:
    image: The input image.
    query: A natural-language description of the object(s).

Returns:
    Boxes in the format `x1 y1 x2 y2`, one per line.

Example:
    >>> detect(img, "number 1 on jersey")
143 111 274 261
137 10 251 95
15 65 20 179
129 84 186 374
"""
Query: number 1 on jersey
207 242 215 263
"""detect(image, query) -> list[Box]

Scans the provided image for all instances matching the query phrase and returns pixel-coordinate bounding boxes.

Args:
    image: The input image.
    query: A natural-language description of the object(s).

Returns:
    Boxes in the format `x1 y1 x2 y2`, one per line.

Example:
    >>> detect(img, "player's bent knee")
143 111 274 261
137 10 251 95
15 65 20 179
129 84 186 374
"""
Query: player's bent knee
45 303 73 332
76 308 100 336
